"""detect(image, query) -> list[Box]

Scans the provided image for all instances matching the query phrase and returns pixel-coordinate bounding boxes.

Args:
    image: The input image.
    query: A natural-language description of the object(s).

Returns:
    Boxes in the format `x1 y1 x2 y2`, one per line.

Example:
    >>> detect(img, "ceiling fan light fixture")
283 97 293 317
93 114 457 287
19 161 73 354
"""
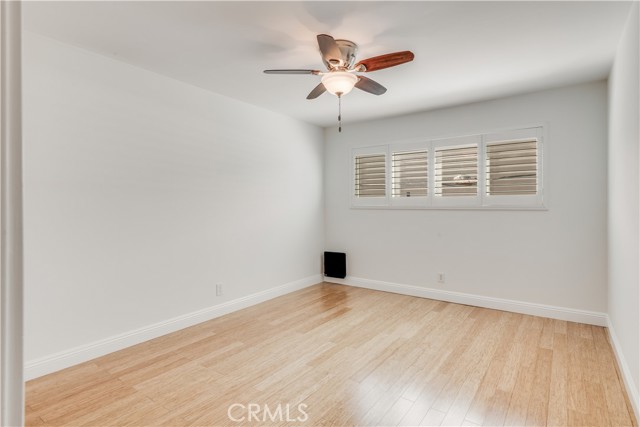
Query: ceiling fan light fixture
321 71 358 96
264 34 415 132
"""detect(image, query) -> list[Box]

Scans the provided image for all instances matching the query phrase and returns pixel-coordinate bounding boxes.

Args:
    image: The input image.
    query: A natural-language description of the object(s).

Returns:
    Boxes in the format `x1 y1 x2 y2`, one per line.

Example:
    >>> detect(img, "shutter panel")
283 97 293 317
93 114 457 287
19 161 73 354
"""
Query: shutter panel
392 150 428 197
434 145 478 196
355 154 386 197
486 139 537 195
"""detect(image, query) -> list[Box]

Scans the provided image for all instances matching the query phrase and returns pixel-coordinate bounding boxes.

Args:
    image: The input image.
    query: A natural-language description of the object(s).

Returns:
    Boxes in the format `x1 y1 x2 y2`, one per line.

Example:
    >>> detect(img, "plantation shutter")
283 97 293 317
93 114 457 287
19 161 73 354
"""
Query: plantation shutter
392 150 428 197
434 145 478 196
486 139 538 195
355 153 386 197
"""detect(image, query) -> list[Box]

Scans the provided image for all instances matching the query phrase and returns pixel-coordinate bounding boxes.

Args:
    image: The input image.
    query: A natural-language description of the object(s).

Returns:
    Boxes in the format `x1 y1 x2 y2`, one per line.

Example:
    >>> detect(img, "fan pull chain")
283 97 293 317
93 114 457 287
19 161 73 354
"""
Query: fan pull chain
338 93 342 133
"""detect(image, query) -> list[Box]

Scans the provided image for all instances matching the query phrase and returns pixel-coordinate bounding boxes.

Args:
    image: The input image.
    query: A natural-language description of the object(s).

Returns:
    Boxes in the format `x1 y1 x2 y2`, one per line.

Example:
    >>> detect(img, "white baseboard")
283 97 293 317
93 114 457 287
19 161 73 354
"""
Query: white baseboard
606 318 640 421
24 275 323 381
325 276 608 326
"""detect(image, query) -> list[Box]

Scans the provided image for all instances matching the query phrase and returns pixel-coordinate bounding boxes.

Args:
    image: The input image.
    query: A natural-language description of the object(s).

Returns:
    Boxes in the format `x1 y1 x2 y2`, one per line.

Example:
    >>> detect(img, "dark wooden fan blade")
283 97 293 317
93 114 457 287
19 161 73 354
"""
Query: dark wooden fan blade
306 83 327 100
355 51 415 72
317 34 343 68
263 69 320 75
355 76 387 95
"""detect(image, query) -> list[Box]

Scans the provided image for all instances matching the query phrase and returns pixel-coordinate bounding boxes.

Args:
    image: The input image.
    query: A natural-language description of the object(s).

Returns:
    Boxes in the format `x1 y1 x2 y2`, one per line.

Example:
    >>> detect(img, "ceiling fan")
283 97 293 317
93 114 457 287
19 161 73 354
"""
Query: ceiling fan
264 34 415 131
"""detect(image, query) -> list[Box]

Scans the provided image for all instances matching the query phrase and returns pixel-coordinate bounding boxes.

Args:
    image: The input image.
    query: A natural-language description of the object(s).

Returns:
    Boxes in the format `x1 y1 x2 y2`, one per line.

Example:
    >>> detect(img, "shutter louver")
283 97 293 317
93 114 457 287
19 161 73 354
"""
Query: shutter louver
435 145 478 196
486 140 537 195
355 154 386 197
392 150 428 197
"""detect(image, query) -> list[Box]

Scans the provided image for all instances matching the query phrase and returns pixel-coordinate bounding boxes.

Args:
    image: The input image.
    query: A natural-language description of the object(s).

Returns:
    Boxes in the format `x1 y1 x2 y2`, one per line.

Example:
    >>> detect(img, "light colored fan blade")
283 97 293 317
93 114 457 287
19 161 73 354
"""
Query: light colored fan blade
317 34 343 68
355 51 415 72
355 76 387 95
306 83 326 100
263 69 320 75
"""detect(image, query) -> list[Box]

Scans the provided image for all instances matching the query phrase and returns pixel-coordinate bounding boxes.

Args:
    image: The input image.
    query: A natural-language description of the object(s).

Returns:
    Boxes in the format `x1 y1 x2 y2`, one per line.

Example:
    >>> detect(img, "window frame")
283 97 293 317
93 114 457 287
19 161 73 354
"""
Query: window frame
350 126 545 210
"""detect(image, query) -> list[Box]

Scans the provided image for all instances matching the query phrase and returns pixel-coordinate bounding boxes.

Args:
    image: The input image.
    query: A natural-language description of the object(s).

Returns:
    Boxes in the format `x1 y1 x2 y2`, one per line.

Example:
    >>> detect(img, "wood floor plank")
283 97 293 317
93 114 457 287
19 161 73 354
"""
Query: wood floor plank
26 362 111 408
378 396 413 426
567 321 590 416
439 312 508 425
421 408 446 426
540 317 555 350
554 318 568 334
400 398 435 426
503 316 544 426
464 313 522 425
592 326 636 426
524 348 552 426
25 283 637 427
481 389 512 426
38 378 137 425
495 315 534 393
25 405 47 427
547 332 569 426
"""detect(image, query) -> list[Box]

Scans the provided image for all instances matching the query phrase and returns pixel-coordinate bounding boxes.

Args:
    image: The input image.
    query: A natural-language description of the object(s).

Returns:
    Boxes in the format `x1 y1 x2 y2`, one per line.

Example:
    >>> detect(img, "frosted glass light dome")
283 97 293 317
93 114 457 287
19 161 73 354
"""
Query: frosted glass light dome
321 71 358 96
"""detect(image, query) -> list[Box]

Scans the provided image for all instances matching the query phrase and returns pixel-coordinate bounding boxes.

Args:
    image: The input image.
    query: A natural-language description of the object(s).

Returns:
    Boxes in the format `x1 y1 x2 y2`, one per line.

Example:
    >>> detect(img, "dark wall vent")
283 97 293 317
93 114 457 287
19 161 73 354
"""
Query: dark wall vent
324 252 346 279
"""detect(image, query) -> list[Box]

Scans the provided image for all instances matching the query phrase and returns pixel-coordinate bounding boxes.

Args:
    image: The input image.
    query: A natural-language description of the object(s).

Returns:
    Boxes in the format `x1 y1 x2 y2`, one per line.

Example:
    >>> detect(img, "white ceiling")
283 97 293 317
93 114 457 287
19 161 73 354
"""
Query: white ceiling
24 1 632 127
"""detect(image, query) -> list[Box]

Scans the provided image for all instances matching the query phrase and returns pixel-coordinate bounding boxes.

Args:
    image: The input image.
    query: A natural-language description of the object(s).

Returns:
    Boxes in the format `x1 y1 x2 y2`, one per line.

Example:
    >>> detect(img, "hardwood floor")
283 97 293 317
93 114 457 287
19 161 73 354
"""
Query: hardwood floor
26 283 637 426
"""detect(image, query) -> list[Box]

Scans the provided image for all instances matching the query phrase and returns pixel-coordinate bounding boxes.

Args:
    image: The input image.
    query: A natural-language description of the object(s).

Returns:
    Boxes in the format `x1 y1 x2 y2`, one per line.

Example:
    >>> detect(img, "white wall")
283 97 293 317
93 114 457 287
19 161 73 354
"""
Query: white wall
22 33 324 367
608 1 640 413
325 81 608 314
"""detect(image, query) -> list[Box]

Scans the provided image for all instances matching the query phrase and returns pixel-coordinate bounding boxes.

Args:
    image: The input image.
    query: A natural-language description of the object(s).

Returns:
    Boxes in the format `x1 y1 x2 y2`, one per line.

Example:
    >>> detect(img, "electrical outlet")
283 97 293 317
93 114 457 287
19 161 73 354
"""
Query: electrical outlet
216 283 223 296
438 273 445 283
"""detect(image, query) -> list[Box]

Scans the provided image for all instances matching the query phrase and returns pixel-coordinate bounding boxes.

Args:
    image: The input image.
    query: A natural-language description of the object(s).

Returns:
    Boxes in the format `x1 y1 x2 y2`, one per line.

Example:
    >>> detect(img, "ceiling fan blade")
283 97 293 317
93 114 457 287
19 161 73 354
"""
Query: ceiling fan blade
263 69 320 75
306 83 327 100
355 76 387 95
355 51 415 72
317 34 343 68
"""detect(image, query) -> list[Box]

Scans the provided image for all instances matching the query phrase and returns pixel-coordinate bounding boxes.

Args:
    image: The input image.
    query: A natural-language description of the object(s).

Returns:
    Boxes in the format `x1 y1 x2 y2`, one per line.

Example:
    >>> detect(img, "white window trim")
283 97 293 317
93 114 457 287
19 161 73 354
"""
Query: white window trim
350 126 546 210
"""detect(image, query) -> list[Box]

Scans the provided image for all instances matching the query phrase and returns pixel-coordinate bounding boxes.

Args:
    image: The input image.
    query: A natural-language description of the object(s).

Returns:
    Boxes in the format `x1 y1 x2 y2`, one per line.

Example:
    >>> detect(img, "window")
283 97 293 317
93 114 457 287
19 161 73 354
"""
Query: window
355 154 386 197
392 150 428 198
486 139 537 196
435 146 478 197
352 146 388 207
389 142 430 207
483 128 543 207
351 126 543 209
432 136 481 207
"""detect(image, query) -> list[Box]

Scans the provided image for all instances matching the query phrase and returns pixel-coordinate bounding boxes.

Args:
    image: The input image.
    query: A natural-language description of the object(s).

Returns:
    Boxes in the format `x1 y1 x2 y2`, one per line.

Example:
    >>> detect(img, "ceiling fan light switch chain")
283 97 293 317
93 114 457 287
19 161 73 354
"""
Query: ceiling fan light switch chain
338 94 342 133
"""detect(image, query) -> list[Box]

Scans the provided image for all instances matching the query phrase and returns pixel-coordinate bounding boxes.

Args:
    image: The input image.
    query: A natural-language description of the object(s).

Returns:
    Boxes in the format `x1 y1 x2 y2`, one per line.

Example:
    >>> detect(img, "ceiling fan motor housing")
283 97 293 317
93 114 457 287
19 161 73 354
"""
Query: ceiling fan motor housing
322 39 358 70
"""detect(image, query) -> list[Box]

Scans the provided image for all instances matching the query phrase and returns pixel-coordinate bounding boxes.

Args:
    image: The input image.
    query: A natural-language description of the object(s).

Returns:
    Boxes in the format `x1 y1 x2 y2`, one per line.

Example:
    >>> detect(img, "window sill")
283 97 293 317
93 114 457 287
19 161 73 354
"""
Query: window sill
349 204 548 211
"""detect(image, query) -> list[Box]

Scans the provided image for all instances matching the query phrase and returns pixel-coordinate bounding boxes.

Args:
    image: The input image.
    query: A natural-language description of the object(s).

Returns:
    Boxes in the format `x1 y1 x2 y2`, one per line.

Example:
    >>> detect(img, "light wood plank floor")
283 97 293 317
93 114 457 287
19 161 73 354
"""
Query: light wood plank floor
26 283 637 426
